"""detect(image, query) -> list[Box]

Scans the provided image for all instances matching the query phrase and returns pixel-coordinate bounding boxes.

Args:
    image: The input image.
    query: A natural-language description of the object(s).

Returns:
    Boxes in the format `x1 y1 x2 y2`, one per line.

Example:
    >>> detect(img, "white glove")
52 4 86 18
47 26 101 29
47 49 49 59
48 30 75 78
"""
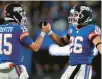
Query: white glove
19 65 29 79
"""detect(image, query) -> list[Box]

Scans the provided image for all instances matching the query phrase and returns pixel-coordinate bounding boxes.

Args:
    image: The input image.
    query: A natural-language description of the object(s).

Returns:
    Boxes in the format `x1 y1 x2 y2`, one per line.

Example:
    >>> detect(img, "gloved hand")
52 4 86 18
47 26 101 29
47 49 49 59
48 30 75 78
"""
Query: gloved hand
39 21 48 28
39 21 52 34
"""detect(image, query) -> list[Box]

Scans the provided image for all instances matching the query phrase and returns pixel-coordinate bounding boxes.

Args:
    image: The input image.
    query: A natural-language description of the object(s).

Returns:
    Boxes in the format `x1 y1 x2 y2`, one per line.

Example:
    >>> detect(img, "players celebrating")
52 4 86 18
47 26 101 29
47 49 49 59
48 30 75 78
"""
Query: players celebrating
40 4 101 79
0 3 48 79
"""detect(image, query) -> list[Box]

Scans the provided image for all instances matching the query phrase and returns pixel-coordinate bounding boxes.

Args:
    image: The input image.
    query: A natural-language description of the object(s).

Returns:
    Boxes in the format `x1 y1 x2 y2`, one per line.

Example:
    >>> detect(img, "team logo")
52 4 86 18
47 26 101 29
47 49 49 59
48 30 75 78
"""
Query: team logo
68 29 72 34
95 26 100 34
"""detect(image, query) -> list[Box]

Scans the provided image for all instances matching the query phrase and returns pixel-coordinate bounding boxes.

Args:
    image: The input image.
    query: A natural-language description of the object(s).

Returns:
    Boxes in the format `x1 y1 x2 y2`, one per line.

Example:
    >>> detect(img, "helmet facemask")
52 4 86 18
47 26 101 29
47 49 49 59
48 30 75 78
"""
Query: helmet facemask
19 11 27 26
12 7 27 26
68 9 80 26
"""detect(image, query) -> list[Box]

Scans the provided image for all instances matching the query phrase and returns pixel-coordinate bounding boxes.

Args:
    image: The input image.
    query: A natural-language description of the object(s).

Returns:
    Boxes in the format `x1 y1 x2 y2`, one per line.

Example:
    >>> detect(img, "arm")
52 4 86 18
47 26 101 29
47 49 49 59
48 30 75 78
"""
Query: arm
29 33 44 52
20 23 47 52
21 32 45 52
49 32 70 46
42 23 70 46
88 25 101 55
92 36 102 55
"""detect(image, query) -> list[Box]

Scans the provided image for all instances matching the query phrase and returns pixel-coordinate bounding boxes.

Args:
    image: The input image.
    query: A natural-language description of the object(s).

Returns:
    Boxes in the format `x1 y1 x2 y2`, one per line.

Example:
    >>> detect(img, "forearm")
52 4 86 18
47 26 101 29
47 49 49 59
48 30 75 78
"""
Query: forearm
34 35 44 51
97 43 102 55
92 36 102 55
49 32 65 46
29 32 45 52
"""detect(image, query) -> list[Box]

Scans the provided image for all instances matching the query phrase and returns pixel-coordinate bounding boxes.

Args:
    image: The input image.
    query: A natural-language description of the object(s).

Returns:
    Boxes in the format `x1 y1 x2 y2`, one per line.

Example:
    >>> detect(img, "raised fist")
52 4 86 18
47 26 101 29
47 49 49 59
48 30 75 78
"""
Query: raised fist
39 21 47 28
42 23 51 34
39 21 51 34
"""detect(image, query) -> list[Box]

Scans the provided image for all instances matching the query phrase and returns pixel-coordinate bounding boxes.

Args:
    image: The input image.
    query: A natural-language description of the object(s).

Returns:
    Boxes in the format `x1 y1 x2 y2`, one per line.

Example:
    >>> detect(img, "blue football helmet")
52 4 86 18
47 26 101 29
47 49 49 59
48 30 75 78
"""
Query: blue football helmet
68 4 92 26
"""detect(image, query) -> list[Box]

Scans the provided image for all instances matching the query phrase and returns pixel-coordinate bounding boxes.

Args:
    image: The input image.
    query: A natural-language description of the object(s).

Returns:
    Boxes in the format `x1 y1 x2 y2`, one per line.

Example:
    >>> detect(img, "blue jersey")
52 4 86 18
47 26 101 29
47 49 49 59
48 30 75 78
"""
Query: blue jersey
68 24 100 65
0 23 33 65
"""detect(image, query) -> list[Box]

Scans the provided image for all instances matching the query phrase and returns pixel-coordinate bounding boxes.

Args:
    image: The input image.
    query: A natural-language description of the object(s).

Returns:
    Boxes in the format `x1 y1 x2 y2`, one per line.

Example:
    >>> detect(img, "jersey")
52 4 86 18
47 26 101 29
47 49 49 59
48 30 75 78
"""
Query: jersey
0 23 33 65
68 24 100 65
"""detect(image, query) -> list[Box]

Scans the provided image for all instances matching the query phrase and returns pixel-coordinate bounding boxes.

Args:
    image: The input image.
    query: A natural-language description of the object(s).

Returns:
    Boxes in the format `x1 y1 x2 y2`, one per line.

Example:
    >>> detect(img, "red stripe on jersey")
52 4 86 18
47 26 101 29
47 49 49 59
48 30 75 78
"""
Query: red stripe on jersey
88 32 100 40
20 32 29 41
86 65 90 79
15 66 21 76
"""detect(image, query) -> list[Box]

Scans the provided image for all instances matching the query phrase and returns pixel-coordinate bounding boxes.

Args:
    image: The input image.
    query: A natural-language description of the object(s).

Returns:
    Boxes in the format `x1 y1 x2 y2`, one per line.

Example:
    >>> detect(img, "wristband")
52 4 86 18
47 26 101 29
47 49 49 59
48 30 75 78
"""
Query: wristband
41 32 46 37
48 30 53 35
96 42 101 48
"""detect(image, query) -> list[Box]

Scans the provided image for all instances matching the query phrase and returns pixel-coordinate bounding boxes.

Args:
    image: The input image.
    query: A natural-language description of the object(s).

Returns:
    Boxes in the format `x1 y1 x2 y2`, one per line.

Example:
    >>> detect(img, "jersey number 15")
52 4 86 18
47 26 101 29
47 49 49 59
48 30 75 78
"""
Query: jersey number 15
0 33 12 55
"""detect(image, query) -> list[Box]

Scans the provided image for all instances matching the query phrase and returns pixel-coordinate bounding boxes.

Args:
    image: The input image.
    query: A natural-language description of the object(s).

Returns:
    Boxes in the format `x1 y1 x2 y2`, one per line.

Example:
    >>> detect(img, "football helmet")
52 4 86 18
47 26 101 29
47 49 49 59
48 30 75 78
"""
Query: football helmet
4 3 27 26
68 4 92 26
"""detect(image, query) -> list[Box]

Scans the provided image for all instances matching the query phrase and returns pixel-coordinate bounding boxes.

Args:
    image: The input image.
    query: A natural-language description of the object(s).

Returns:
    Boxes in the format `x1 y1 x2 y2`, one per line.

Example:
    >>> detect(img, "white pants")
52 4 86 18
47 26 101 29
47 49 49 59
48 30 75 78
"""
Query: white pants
60 64 92 79
0 65 28 79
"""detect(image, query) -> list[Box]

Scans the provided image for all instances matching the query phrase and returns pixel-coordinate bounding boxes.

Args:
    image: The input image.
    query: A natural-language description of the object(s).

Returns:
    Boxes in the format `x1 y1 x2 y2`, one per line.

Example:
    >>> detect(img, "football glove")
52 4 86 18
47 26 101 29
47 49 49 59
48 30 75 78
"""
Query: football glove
39 21 48 28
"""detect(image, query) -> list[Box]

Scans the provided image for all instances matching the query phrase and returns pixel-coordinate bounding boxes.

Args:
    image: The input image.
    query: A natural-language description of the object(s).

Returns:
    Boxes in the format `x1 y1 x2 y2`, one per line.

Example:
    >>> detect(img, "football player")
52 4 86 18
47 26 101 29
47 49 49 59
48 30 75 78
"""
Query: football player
40 4 102 79
0 3 47 79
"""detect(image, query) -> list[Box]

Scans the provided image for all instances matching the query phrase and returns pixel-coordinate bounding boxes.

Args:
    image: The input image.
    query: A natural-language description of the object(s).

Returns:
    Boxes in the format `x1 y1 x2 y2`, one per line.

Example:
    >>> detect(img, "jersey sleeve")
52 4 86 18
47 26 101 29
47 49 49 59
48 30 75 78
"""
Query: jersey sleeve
20 26 29 40
19 25 33 47
88 25 101 40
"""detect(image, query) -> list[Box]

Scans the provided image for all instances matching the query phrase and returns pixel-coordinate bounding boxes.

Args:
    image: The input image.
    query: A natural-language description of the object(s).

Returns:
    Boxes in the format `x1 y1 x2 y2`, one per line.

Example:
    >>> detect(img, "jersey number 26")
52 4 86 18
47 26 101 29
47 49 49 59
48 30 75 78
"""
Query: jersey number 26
70 36 83 53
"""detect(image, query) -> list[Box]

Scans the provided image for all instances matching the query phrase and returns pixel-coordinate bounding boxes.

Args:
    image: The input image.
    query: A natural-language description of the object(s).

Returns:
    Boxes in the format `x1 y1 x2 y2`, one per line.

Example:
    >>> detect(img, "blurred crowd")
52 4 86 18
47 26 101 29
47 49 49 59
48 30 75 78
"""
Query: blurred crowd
0 1 101 79
32 62 97 79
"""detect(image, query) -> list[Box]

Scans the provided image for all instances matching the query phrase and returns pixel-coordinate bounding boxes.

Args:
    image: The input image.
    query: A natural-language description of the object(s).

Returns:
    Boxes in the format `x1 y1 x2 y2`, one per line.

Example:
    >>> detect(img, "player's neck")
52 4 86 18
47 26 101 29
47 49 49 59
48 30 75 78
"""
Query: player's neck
77 23 88 29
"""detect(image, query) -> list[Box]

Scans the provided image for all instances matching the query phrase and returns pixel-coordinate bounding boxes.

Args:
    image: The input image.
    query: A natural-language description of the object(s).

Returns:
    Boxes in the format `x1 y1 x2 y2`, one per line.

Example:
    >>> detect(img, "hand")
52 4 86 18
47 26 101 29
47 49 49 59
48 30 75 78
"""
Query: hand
41 23 51 34
39 21 47 28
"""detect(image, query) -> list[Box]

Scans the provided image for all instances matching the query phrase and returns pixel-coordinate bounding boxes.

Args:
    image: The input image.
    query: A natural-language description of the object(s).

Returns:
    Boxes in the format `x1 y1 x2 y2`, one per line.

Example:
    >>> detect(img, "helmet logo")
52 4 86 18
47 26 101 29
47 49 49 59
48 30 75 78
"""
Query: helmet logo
80 6 92 12
13 7 23 12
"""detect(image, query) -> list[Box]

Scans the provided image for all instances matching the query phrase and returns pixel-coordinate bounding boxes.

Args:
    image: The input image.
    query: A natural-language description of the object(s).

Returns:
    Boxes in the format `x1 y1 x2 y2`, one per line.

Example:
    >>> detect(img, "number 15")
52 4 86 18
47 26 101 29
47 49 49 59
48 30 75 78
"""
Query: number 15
0 33 12 55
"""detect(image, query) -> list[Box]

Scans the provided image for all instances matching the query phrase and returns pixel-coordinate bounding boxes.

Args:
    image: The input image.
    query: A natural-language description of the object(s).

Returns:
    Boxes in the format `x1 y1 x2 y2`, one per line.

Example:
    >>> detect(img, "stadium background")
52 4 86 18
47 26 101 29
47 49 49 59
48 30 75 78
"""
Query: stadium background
0 1 101 79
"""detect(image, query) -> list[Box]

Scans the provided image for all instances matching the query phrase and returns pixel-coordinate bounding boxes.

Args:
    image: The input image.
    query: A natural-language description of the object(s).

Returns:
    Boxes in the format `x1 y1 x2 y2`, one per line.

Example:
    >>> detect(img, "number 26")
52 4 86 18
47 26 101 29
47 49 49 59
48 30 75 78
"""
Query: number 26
70 36 83 53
